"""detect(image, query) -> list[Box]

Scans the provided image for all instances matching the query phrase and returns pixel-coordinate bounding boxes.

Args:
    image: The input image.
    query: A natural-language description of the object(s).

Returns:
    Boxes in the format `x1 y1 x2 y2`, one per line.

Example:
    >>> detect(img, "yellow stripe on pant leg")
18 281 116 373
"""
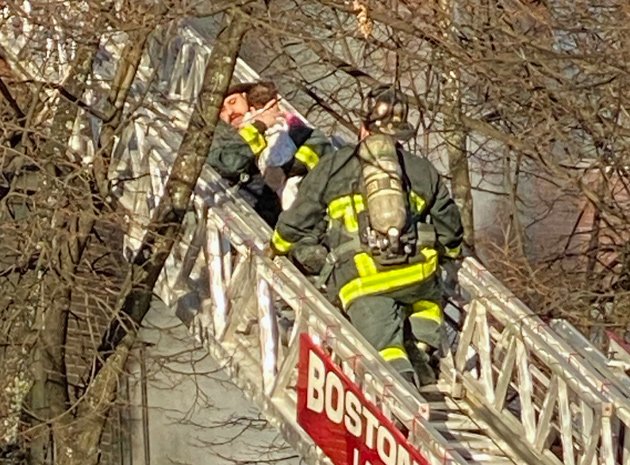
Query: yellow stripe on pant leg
379 346 409 363
271 230 293 254
410 300 443 325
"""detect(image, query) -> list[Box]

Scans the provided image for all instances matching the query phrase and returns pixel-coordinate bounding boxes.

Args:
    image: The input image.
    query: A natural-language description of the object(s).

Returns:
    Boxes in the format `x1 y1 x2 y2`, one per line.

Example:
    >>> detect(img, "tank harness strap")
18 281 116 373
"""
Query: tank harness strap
315 236 361 289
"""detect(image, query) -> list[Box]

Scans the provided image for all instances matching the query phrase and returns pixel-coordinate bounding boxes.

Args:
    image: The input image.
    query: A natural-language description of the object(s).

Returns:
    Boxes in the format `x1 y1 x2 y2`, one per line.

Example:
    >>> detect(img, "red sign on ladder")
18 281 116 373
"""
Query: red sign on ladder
296 333 429 465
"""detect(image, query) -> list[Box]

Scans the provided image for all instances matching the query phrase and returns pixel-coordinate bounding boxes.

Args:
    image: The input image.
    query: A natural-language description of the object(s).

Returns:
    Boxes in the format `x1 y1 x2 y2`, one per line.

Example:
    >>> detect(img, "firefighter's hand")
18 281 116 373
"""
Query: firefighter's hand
252 98 282 129
263 244 278 259
292 244 328 275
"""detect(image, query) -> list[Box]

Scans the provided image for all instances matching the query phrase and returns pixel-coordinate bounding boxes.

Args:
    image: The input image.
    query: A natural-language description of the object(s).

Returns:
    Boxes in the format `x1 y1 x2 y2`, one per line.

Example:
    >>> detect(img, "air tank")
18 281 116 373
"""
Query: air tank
358 134 407 236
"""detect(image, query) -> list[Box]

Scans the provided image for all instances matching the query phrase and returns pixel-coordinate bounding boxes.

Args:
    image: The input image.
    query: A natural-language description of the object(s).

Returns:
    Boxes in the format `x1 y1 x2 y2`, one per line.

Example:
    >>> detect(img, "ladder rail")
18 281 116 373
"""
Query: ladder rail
550 319 630 398
454 259 629 465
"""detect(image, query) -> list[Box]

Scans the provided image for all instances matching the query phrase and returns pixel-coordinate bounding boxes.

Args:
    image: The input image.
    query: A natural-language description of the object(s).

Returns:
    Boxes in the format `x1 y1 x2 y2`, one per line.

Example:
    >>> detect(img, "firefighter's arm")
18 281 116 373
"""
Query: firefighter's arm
293 128 336 170
206 122 258 181
270 159 330 255
238 122 268 156
429 172 464 259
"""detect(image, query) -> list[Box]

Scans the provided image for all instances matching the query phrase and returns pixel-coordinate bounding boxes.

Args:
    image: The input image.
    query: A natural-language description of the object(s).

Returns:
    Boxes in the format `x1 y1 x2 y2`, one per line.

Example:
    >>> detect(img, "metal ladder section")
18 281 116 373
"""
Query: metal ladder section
3 14 628 465
550 319 630 395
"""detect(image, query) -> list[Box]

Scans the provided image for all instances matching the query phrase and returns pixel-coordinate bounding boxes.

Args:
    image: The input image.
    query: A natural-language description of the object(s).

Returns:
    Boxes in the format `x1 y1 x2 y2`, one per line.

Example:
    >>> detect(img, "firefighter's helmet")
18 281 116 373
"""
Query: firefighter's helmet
361 85 414 141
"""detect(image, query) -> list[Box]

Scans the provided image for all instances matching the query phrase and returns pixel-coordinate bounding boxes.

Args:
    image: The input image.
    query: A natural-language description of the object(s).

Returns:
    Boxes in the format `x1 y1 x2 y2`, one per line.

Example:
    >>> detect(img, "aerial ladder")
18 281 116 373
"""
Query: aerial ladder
2 14 629 465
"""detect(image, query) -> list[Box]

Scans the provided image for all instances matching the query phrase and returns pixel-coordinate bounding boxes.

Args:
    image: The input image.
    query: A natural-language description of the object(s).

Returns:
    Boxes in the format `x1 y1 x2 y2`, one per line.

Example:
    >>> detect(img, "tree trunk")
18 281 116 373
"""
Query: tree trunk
98 8 250 357
437 0 474 251
55 9 250 465
95 30 151 197
444 109 474 249
25 39 99 465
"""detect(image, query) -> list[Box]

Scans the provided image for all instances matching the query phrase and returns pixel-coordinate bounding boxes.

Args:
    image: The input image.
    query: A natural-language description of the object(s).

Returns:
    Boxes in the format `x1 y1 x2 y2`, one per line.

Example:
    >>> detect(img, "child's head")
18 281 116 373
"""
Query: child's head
247 81 279 110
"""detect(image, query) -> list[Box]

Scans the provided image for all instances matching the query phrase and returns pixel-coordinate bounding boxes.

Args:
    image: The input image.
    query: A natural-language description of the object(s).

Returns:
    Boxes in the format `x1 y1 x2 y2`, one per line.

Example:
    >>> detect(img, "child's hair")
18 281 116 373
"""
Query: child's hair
247 81 278 110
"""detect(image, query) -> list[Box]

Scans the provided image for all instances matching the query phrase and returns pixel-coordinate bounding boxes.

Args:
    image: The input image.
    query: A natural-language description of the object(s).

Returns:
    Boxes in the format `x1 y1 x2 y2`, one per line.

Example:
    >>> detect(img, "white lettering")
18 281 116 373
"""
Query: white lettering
396 445 411 465
325 371 344 424
304 348 425 465
344 390 362 437
377 425 396 465
307 351 325 413
363 408 380 449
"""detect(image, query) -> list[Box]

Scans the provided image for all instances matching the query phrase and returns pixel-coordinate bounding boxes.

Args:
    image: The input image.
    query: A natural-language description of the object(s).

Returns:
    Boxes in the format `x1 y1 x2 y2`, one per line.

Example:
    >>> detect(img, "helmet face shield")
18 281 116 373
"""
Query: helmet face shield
362 85 415 141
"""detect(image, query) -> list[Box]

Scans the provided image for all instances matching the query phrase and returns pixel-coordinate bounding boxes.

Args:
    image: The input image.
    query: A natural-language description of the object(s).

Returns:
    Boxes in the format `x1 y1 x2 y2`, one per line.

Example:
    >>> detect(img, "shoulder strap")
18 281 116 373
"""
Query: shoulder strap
395 145 413 198
315 235 361 289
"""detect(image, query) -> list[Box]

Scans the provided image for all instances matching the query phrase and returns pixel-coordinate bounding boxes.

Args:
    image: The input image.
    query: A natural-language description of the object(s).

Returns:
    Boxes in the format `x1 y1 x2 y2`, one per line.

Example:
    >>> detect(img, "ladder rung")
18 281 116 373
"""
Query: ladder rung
450 438 509 455
429 417 481 431
426 399 463 411
456 453 515 465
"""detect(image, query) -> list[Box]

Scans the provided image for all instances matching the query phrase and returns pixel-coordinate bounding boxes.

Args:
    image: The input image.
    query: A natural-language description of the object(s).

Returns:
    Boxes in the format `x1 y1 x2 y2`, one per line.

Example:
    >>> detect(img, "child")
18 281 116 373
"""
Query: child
244 81 305 210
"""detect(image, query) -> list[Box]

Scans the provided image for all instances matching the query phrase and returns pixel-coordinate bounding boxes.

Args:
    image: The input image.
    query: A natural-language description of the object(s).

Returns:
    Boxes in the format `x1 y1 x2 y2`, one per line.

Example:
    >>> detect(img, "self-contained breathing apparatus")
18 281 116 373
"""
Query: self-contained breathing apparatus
308 85 437 290
356 85 435 267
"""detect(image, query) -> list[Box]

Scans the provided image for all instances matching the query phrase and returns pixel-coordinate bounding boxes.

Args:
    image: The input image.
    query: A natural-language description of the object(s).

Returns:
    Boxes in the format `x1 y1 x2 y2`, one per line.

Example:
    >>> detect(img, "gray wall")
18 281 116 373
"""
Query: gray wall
125 301 301 465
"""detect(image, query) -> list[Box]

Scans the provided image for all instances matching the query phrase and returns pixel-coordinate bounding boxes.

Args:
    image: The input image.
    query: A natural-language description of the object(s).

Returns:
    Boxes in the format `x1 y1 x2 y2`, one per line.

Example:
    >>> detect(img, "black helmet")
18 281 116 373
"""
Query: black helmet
361 85 414 141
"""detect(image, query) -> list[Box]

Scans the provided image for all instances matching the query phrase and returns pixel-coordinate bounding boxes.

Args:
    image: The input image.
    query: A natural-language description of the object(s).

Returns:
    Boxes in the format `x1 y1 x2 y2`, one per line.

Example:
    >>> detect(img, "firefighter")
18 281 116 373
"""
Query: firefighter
207 82 335 226
269 85 464 386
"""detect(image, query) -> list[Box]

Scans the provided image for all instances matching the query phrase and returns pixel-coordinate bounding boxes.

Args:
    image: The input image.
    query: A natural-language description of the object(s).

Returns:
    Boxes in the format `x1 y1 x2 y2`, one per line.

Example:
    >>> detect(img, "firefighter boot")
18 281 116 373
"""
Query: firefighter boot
416 350 437 386
406 341 437 387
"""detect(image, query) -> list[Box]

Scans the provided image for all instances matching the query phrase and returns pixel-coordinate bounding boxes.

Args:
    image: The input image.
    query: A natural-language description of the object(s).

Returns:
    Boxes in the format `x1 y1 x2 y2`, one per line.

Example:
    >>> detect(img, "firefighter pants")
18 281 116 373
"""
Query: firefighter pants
345 277 444 379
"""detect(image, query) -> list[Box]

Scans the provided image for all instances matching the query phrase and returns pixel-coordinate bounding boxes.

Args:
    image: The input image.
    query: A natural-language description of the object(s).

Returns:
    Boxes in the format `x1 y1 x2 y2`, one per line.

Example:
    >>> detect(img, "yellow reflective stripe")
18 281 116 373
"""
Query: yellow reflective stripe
295 145 319 170
271 230 293 254
379 346 409 363
239 124 267 155
410 300 443 325
344 215 358 233
409 191 426 213
339 248 438 308
328 195 365 217
327 195 365 233
354 252 378 277
445 245 461 258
